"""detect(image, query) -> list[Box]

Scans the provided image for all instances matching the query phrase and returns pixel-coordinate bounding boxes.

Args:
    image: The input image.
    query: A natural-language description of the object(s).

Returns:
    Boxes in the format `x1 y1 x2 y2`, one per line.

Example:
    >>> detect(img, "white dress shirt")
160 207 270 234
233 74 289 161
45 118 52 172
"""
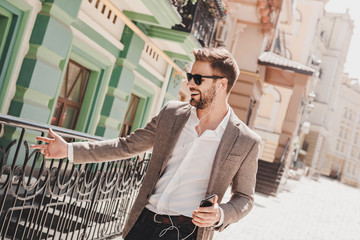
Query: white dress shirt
68 105 230 225
146 106 230 224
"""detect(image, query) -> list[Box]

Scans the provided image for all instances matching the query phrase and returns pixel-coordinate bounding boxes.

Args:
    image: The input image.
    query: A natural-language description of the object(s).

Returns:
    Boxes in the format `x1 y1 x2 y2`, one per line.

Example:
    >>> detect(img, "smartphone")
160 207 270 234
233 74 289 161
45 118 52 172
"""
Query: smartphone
199 194 216 207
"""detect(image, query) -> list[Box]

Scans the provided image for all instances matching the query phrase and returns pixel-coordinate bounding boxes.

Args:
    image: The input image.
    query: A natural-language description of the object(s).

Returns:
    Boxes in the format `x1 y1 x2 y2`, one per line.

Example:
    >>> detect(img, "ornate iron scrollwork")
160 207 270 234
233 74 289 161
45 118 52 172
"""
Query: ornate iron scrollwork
0 116 150 239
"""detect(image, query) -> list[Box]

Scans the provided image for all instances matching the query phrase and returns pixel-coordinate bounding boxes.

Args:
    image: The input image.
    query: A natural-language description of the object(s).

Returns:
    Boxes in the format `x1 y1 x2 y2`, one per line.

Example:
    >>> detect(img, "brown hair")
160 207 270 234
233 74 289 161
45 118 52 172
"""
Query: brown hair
192 48 240 93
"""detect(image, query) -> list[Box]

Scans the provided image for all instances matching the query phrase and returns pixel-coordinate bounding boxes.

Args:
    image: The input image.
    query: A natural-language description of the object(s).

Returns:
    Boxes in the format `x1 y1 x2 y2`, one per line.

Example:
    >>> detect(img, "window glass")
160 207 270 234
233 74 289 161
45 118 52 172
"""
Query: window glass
120 94 140 137
52 60 90 130
62 107 78 129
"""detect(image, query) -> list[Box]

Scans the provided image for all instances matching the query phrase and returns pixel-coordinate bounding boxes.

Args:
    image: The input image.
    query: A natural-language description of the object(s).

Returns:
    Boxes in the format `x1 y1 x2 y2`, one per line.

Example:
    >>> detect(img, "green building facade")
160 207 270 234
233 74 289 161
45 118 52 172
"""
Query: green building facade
0 0 214 142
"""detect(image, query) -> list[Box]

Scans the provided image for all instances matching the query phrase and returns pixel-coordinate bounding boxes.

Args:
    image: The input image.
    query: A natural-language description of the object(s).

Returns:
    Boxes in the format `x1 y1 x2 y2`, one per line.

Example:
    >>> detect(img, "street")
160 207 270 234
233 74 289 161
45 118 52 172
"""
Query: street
214 176 360 240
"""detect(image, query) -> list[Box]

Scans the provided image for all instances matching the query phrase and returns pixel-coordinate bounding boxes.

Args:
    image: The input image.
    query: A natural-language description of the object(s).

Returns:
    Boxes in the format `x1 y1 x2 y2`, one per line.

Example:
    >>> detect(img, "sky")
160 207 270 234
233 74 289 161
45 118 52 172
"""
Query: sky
325 0 360 80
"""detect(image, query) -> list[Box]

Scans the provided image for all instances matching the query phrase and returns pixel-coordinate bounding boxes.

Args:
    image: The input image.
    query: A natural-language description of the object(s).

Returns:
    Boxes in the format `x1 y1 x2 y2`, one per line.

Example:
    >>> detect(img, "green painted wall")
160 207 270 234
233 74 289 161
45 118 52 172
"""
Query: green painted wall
0 0 31 113
145 25 200 62
61 43 113 136
133 77 155 129
7 0 80 122
96 26 145 138
1 0 189 145
0 0 195 166
71 19 121 57
42 0 82 20
0 0 82 164
140 0 181 28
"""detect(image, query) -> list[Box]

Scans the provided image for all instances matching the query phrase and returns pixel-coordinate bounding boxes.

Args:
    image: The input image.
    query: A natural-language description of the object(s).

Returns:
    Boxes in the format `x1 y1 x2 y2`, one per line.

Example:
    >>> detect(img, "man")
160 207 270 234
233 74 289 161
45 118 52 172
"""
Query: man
31 48 261 240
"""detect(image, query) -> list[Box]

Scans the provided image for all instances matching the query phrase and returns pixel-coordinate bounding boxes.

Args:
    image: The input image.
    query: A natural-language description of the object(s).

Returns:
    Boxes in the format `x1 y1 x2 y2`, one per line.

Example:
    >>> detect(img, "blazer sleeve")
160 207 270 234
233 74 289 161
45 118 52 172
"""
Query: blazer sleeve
72 106 166 165
217 138 260 231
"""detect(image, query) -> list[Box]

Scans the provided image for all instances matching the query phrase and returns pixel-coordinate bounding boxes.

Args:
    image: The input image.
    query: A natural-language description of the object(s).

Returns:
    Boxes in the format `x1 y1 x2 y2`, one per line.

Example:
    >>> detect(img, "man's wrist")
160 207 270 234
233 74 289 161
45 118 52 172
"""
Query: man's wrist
213 207 224 227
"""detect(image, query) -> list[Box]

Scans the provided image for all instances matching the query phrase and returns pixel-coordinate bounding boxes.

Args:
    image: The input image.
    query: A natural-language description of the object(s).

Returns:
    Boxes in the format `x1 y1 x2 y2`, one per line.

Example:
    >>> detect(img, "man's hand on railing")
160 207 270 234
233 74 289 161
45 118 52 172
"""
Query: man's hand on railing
30 128 69 159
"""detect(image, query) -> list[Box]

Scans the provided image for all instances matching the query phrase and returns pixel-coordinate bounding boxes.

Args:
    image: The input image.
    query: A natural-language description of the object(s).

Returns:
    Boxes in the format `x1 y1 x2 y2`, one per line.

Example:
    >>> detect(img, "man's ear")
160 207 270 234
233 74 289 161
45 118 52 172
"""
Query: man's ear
221 78 228 89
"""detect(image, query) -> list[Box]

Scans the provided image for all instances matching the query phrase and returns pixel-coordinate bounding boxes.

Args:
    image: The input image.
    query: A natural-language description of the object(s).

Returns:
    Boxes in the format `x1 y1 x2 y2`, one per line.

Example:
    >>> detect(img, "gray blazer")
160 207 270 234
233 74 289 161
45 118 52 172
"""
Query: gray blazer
73 101 261 240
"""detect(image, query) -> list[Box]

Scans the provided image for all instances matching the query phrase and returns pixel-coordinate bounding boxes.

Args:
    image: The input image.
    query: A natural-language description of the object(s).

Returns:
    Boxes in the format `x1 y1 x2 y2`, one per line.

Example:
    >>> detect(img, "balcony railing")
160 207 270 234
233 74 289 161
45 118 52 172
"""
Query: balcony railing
171 0 226 47
0 114 149 239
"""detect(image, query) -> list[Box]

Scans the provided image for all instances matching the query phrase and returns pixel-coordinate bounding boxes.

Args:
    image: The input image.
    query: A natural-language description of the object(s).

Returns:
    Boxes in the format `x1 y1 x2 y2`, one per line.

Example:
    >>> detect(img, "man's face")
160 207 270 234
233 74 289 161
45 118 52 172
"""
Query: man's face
188 61 218 109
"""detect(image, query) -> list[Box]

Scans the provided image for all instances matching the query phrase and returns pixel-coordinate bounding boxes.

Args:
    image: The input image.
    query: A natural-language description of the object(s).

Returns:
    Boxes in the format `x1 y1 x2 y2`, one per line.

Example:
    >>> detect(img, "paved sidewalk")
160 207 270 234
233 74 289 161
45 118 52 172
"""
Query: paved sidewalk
214 176 360 240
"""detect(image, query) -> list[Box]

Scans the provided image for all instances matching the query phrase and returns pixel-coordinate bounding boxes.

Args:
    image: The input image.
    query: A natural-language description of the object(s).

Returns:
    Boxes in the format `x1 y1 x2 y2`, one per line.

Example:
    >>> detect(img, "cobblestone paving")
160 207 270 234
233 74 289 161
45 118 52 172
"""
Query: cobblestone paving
214 176 360 240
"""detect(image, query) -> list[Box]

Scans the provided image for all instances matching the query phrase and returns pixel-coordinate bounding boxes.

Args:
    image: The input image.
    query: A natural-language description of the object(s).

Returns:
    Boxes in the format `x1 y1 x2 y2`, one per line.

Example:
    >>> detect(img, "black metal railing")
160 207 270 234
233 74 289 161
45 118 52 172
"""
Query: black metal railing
171 0 225 47
0 114 149 239
279 138 291 171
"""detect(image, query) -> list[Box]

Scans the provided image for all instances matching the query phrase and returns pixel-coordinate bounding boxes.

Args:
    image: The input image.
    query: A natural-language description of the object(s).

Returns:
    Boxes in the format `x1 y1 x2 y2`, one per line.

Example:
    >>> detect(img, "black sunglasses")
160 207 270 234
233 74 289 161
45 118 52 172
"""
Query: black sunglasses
186 73 223 85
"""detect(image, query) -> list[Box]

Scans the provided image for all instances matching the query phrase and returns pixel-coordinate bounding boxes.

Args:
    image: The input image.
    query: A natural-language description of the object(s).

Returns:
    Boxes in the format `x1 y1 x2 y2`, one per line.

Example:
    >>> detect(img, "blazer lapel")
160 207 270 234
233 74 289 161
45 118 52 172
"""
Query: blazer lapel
206 111 240 195
160 105 191 173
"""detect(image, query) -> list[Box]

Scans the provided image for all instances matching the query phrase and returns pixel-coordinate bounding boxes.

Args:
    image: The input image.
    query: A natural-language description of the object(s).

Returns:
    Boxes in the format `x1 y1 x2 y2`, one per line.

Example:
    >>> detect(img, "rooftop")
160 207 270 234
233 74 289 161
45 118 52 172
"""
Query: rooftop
258 52 315 76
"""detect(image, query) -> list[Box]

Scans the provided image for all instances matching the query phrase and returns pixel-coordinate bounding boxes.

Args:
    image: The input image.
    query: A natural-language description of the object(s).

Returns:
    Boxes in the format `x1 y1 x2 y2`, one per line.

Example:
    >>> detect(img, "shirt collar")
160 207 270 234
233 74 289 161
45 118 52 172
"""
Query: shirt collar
189 107 200 126
216 105 231 134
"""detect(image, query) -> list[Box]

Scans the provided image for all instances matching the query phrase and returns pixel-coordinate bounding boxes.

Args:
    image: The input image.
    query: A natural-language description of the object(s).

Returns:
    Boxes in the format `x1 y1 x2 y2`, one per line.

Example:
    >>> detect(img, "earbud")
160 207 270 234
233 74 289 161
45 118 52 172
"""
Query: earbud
215 84 223 95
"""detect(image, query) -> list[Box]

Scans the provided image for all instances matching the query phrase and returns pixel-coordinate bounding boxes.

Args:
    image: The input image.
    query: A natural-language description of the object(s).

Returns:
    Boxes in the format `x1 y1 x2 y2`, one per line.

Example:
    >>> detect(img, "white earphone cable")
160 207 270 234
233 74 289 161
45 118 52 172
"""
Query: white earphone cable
158 215 197 240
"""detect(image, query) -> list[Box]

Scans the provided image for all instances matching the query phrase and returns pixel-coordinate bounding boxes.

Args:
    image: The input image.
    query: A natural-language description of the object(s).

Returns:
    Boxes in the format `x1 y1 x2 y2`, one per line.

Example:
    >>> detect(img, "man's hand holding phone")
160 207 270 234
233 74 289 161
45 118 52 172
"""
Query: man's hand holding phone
192 194 221 227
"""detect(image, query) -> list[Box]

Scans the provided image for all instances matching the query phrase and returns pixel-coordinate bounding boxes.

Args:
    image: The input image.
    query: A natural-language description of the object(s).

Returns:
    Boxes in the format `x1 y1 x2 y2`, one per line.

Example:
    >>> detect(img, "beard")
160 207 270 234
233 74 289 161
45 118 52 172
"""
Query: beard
189 84 216 109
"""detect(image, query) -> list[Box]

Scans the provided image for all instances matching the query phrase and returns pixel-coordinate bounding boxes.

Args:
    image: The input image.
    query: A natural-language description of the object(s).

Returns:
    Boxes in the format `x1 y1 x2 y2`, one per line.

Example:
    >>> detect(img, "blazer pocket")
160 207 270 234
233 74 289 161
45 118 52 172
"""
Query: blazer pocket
227 154 243 162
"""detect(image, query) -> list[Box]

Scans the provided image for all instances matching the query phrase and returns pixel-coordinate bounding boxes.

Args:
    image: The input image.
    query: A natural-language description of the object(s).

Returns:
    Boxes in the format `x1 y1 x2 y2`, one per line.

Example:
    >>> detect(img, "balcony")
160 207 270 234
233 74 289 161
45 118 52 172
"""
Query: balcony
0 114 149 239
171 0 227 47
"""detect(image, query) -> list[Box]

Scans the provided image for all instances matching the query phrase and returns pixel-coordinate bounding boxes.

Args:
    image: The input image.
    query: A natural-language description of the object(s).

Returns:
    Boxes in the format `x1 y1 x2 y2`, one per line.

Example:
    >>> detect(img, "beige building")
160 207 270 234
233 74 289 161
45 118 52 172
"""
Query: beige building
317 74 360 187
304 10 354 174
214 0 317 195
211 0 315 167
254 0 326 167
178 0 354 194
179 0 312 195
180 0 284 128
269 0 329 170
